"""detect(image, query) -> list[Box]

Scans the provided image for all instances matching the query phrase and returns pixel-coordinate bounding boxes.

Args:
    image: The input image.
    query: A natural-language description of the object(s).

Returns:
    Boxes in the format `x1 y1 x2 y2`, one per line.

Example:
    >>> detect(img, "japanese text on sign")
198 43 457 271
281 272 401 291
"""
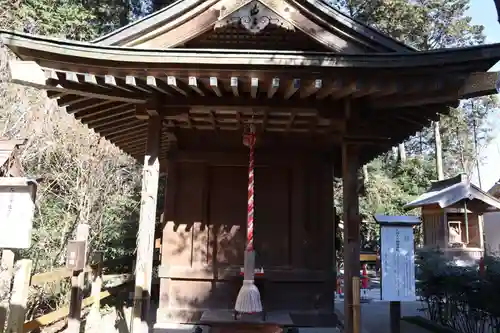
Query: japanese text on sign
381 225 416 301
0 184 35 249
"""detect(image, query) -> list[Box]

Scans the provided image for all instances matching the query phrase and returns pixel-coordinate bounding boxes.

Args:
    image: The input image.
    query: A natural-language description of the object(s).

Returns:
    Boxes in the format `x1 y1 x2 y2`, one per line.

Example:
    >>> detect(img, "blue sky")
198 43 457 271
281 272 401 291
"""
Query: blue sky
468 0 500 190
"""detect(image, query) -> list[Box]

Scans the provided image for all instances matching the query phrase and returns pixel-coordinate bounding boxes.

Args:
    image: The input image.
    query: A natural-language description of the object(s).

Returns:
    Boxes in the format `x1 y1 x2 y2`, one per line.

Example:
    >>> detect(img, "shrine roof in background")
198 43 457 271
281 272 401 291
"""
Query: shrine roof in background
404 174 500 213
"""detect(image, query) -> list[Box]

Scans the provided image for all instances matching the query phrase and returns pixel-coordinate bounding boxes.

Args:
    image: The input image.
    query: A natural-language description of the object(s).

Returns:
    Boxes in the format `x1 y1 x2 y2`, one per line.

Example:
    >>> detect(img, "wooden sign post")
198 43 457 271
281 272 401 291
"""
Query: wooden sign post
374 215 421 333
0 178 37 332
66 224 89 333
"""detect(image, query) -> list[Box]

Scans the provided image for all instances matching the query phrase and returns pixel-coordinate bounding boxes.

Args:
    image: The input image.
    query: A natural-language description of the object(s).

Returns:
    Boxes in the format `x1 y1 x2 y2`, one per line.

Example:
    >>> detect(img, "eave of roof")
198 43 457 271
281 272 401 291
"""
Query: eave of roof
404 174 500 212
489 181 500 198
93 0 204 46
3 30 500 71
300 0 415 52
92 0 414 53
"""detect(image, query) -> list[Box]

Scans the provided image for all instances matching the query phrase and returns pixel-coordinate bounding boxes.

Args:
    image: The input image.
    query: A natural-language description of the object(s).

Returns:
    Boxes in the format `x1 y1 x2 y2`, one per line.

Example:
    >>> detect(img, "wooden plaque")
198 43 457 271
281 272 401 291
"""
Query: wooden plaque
66 240 86 271
0 178 36 249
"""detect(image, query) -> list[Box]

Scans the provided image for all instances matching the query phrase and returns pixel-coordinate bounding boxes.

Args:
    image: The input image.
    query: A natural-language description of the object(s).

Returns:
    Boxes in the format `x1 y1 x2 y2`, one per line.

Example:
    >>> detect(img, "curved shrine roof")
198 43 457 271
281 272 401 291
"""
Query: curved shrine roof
1 0 500 172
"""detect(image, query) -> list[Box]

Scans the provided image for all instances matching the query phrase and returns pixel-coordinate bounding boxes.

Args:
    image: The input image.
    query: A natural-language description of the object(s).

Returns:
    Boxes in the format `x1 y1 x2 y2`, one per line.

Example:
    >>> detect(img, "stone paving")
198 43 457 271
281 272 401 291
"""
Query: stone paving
335 296 431 333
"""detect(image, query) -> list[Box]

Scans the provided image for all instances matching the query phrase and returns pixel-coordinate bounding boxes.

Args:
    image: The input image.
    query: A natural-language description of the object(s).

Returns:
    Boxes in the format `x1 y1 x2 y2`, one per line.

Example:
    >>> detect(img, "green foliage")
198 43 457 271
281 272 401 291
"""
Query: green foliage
417 250 500 333
332 0 485 49
16 0 97 40
329 0 496 255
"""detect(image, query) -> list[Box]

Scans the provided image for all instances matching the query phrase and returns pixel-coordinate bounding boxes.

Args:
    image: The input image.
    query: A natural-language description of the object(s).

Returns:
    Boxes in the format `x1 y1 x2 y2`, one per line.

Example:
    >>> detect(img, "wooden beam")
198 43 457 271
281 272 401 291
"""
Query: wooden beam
352 82 382 98
268 77 280 98
147 76 171 95
126 75 152 93
73 102 134 122
316 79 342 99
132 114 162 333
46 91 66 99
82 108 135 128
231 77 239 97
8 61 146 104
331 82 361 99
342 139 361 333
135 104 165 120
301 79 323 98
93 116 137 132
104 75 135 93
370 92 458 109
284 78 300 99
123 135 171 153
167 76 187 96
188 76 204 96
370 73 496 109
133 4 219 48
100 121 145 137
261 0 368 53
56 95 88 107
251 78 259 98
209 77 222 97
111 132 148 147
106 124 147 140
151 95 337 110
66 99 117 114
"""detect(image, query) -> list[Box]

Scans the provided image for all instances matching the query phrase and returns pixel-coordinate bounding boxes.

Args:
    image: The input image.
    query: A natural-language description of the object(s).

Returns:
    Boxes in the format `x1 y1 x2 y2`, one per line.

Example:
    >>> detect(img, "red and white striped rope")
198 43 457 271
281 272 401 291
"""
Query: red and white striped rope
246 129 256 252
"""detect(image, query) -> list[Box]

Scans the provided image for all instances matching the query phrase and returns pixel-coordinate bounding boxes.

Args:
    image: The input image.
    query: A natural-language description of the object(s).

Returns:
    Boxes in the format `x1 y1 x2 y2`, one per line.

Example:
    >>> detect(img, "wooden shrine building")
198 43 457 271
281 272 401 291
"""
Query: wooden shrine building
2 0 500 332
405 174 500 264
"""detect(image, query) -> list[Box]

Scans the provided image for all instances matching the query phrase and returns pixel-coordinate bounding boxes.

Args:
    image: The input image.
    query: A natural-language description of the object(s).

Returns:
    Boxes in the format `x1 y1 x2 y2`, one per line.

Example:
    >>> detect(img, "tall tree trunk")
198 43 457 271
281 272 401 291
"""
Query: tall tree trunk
392 146 398 161
398 143 406 162
434 121 444 180
473 116 482 188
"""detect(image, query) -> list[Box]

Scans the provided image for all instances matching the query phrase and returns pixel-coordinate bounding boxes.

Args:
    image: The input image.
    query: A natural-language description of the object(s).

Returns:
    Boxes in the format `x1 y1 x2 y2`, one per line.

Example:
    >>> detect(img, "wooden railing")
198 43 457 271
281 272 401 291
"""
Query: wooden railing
1 231 162 333
0 254 135 333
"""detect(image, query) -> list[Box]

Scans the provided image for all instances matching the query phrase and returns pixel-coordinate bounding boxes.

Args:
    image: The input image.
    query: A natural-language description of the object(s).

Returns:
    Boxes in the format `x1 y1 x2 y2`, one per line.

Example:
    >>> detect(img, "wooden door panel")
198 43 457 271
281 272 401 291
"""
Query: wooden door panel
209 166 247 266
255 166 290 267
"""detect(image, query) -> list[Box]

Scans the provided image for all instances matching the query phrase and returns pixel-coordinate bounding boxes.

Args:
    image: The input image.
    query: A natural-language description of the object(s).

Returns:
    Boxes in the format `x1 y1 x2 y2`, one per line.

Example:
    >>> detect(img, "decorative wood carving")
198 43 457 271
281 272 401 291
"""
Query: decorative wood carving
215 0 294 34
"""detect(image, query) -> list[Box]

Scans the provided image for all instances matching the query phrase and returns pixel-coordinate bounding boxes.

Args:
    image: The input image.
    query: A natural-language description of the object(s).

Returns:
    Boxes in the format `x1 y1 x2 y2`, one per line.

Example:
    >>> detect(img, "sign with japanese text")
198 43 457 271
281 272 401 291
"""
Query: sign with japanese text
0 179 36 249
380 225 417 301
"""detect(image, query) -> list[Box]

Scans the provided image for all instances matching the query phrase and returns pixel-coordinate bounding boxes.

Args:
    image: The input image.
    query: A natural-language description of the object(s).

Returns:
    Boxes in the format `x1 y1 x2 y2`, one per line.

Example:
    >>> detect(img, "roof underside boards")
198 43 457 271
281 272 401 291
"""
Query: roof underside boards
404 174 500 213
92 0 413 53
2 30 500 169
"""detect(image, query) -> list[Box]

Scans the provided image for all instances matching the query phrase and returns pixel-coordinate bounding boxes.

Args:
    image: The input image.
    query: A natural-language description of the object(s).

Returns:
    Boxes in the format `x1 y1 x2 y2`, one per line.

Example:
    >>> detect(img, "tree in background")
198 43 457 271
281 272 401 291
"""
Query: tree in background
330 0 497 253
1 0 498 310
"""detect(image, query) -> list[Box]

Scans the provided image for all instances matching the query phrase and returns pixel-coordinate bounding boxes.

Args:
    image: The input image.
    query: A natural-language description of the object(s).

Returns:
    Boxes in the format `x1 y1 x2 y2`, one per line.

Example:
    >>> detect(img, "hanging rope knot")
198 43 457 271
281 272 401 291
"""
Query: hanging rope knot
243 123 257 148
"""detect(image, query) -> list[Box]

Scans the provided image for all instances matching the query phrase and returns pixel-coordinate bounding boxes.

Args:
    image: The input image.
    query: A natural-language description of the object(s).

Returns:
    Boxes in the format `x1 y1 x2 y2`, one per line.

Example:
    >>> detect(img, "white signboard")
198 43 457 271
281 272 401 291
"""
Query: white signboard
0 182 36 249
381 225 417 301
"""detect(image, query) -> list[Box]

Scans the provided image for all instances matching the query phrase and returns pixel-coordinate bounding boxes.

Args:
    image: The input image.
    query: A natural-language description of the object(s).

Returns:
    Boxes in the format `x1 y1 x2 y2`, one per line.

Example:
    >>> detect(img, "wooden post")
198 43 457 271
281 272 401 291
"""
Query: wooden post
5 259 32 333
434 121 444 180
132 114 162 333
0 250 16 332
342 142 361 333
390 301 401 333
85 253 103 333
67 224 89 333
352 276 360 333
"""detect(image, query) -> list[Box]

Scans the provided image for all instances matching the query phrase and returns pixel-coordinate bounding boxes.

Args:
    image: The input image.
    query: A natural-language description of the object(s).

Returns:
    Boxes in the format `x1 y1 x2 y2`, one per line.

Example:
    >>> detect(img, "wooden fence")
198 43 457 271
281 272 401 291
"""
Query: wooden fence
0 254 135 333
0 225 162 333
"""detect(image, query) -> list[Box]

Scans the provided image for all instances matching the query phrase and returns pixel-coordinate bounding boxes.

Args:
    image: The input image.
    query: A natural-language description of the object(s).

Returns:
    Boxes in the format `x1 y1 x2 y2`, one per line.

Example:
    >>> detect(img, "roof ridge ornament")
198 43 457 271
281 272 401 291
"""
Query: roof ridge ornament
215 0 295 34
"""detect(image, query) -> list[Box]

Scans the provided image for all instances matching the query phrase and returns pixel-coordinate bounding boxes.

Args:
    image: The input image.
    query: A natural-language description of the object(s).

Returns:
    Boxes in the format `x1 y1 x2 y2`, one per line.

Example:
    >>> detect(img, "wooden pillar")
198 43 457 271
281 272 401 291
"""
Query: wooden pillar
6 259 32 333
0 250 16 332
342 142 361 333
132 113 162 333
159 157 176 320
